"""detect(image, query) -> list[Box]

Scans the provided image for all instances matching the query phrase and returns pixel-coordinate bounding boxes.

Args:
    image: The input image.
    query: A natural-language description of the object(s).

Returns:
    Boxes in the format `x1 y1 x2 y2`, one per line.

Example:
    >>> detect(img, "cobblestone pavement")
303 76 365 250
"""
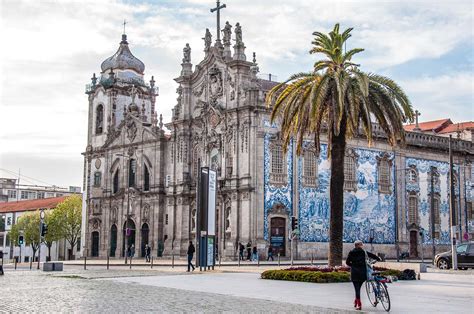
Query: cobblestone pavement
0 270 351 313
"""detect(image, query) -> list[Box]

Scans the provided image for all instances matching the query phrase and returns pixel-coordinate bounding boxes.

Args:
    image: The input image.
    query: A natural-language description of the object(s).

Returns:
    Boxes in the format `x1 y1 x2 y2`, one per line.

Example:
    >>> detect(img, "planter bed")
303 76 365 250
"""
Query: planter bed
261 266 408 283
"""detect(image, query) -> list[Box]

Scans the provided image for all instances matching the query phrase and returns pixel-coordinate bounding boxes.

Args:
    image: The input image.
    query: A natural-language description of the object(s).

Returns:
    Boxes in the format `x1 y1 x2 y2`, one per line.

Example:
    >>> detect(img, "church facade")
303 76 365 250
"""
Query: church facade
82 21 474 260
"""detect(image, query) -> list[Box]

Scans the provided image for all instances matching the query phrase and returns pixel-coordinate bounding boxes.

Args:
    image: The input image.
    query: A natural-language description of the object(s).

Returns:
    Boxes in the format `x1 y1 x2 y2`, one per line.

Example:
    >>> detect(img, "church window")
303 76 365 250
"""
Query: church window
344 150 357 191
432 196 441 238
431 169 440 187
303 149 317 187
467 202 473 221
270 141 287 185
378 158 391 194
165 214 169 225
408 168 418 183
113 170 119 194
94 172 102 187
96 104 104 135
128 159 137 187
192 146 200 183
191 208 196 232
408 194 418 225
144 165 150 191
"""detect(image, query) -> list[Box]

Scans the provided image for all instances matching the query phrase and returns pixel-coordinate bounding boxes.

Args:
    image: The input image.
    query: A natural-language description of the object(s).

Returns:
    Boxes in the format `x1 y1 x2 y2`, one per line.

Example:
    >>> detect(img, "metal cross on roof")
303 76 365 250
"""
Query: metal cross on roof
210 1 226 42
123 19 127 34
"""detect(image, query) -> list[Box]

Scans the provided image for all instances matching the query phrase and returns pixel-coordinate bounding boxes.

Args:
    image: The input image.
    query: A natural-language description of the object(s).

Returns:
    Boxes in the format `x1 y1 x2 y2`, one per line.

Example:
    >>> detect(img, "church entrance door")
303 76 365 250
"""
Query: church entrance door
91 231 99 257
270 217 286 256
122 219 136 257
409 230 418 258
110 224 117 257
141 223 149 257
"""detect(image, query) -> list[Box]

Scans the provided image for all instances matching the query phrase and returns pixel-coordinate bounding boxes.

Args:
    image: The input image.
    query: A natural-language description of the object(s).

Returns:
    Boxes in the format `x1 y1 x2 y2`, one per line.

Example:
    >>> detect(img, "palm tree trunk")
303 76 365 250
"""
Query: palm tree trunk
328 115 347 267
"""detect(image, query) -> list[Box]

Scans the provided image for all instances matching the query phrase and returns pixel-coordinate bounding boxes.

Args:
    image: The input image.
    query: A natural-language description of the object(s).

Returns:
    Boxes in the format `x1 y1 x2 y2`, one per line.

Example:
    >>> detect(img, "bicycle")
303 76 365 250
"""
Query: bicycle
365 262 391 312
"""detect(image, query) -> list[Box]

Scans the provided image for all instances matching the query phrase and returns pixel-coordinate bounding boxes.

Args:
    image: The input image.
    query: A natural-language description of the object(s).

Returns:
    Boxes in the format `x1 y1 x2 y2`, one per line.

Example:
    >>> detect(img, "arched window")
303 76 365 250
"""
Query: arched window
378 158 391 194
192 146 200 182
408 168 418 183
113 169 119 194
191 208 196 232
95 104 104 135
128 159 137 187
269 141 287 185
408 194 418 225
303 149 317 187
344 150 358 191
93 172 102 187
431 168 440 187
144 164 150 191
433 196 440 239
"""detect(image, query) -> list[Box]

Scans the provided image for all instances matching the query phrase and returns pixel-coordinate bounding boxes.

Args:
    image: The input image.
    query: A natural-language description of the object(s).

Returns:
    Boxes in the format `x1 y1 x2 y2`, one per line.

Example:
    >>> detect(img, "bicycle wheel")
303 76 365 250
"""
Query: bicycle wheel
365 281 378 307
379 282 391 312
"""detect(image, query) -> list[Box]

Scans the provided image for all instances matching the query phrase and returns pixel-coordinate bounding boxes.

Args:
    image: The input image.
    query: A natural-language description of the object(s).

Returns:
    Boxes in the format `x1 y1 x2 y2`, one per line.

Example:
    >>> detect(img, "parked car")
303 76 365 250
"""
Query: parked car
434 242 474 269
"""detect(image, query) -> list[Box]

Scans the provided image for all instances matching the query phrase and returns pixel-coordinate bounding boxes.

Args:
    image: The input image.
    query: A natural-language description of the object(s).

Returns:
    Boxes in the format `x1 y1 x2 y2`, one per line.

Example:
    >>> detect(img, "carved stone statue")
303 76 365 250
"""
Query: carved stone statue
222 21 232 46
234 22 243 45
182 43 191 63
203 28 212 53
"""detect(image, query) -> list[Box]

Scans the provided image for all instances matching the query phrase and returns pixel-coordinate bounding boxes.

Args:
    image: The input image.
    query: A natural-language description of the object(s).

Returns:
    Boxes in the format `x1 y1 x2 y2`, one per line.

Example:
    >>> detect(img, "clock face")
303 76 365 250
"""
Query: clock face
95 158 101 169
40 210 45 219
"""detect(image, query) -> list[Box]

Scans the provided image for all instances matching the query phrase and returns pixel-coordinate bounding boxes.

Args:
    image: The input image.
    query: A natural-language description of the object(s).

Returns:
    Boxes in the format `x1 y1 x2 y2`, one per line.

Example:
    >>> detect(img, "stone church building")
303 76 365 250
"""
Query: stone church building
82 19 474 260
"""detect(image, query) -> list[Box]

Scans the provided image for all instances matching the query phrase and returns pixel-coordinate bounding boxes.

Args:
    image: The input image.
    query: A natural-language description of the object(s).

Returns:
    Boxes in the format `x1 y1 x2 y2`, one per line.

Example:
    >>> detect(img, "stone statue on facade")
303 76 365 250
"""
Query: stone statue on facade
233 22 246 61
182 43 191 63
234 22 243 46
203 28 212 53
222 21 232 46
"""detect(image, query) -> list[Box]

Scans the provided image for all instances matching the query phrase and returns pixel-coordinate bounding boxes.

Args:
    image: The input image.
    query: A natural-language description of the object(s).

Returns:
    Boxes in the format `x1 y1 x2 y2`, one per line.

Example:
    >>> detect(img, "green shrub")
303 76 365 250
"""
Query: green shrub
261 270 351 283
378 269 403 278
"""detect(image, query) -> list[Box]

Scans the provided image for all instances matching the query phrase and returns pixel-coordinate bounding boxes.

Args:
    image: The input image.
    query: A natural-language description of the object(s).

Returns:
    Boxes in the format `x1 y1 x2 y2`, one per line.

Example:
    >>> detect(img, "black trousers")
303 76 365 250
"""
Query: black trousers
352 281 364 299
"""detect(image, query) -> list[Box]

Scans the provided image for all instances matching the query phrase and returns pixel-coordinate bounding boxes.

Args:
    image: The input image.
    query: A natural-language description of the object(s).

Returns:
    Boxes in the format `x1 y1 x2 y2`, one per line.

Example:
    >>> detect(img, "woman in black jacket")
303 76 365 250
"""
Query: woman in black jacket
346 240 381 310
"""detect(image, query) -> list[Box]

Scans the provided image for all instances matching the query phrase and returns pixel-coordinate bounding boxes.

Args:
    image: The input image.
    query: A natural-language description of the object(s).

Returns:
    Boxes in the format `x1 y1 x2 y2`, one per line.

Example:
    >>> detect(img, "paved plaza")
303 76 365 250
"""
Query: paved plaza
0 264 472 313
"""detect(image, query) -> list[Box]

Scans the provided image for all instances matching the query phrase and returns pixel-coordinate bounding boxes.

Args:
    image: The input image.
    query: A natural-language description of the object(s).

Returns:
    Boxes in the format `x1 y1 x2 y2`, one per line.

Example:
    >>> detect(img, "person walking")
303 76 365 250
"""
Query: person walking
346 240 381 311
252 246 258 262
238 243 244 261
267 245 274 261
130 244 135 258
246 242 252 260
187 241 195 272
126 245 132 258
145 244 151 262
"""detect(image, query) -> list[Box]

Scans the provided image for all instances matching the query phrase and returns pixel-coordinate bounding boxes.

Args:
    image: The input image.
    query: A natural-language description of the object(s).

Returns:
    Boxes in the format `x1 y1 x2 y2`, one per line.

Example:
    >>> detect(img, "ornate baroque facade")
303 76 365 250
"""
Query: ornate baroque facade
83 24 474 260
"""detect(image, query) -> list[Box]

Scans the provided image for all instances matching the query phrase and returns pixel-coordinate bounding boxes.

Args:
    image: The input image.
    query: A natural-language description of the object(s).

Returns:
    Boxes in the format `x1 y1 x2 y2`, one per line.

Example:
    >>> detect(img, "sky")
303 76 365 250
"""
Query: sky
0 0 472 188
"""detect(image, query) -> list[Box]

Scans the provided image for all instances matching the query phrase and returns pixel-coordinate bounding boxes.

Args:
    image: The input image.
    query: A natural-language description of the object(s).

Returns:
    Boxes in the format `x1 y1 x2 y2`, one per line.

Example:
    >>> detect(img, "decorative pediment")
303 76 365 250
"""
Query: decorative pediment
102 114 159 149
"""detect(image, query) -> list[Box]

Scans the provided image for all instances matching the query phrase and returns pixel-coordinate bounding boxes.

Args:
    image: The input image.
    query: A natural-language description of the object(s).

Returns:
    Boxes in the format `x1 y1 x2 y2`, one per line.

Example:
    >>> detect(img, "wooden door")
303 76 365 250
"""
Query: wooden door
270 217 286 256
409 230 418 258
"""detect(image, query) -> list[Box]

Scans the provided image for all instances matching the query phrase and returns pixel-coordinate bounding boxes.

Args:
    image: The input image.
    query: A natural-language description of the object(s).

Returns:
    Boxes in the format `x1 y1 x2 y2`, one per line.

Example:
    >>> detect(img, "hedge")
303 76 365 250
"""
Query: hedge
261 270 350 283
261 267 405 283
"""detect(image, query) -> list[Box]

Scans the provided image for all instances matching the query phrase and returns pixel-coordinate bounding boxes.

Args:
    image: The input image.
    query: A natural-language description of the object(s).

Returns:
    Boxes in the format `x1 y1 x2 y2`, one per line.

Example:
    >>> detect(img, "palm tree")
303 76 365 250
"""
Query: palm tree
266 24 413 266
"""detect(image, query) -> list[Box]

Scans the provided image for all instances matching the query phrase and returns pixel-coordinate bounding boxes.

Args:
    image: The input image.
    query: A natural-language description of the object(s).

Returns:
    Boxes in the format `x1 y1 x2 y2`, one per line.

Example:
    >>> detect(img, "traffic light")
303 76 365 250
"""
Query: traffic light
41 223 48 237
18 235 24 245
291 216 298 231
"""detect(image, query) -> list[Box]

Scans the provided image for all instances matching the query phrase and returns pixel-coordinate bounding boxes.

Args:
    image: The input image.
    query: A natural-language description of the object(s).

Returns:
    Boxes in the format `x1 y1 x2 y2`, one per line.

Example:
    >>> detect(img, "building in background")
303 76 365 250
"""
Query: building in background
0 177 81 203
0 196 81 262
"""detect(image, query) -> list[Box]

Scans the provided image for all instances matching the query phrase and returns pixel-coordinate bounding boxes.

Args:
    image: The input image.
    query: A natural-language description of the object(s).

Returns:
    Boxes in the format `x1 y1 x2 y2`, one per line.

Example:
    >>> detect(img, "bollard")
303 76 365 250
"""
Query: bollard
219 255 221 268
107 254 110 270
84 256 87 270
238 255 241 267
172 252 175 268
14 258 17 270
151 256 154 269
29 259 32 270
311 253 313 265
257 254 260 267
278 253 280 267
129 256 132 269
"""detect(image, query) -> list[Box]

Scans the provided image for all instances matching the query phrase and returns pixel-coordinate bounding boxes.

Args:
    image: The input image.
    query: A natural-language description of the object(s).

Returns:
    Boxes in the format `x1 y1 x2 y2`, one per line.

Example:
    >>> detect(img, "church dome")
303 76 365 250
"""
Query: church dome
101 34 145 74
